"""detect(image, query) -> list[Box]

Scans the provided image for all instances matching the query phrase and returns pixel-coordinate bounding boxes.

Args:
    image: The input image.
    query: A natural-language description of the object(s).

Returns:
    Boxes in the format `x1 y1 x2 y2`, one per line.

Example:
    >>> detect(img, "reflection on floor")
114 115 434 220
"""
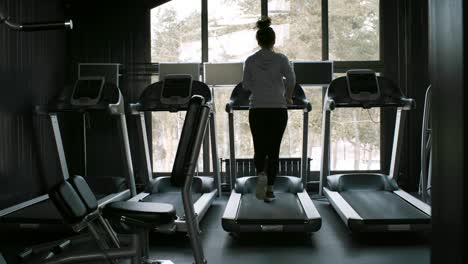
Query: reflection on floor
149 196 430 264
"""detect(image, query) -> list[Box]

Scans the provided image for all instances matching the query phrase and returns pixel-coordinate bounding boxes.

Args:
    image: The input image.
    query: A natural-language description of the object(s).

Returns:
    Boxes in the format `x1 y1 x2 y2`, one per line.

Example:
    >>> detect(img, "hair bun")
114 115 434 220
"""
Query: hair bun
256 17 272 29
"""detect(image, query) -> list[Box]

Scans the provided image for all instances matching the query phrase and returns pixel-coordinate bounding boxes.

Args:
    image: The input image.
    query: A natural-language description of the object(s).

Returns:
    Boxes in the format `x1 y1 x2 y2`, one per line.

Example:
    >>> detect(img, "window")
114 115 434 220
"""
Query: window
268 0 322 61
151 110 205 173
330 74 381 170
208 0 260 62
329 0 380 61
151 112 185 172
150 0 382 174
331 108 380 170
151 0 201 62
303 86 323 171
150 1 202 173
212 86 248 159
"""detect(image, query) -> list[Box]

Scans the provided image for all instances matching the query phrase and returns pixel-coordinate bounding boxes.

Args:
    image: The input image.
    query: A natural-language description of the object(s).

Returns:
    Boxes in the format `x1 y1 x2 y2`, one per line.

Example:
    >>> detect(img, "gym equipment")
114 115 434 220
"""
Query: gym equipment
419 86 432 203
0 77 136 233
16 94 209 264
222 82 321 233
320 70 431 232
128 75 220 233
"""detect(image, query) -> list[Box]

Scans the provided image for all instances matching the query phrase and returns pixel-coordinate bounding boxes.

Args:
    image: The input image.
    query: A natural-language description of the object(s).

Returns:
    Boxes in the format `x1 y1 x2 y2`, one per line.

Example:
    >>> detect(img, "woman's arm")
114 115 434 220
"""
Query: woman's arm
242 59 253 91
282 56 296 103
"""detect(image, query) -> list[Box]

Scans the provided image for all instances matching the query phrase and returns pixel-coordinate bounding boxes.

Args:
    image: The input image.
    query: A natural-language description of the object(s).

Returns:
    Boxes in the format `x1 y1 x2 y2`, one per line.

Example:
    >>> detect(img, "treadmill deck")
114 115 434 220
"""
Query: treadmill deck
341 190 430 221
237 193 307 224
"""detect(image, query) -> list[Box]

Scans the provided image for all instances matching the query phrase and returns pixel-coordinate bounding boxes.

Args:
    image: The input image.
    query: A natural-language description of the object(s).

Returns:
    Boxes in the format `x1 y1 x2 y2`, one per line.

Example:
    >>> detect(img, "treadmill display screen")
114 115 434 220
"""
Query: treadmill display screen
161 75 193 105
162 77 192 99
73 79 104 100
347 71 379 95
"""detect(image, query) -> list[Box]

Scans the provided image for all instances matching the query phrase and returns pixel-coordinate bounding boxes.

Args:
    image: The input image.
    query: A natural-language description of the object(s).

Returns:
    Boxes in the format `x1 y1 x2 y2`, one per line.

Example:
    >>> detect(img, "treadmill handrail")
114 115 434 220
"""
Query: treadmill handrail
225 82 312 113
325 76 416 110
133 80 213 112
35 82 124 115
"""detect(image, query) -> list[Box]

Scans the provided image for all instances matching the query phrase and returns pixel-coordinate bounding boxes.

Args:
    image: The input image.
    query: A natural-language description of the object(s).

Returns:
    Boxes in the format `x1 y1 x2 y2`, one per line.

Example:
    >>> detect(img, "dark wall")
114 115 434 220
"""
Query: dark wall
0 0 67 209
65 0 152 185
382 0 429 191
429 0 466 263
0 0 153 209
400 0 430 190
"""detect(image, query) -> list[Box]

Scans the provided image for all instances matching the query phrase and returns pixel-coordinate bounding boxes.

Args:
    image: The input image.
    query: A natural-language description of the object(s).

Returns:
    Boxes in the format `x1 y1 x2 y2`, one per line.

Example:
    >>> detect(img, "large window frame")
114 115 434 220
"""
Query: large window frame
150 0 384 177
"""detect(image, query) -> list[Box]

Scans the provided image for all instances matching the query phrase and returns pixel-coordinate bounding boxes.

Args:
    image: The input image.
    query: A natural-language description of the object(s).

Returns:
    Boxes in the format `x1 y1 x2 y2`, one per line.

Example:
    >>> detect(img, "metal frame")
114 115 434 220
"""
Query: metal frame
50 114 70 181
50 88 137 198
0 195 49 218
181 105 210 264
388 108 406 180
319 80 431 232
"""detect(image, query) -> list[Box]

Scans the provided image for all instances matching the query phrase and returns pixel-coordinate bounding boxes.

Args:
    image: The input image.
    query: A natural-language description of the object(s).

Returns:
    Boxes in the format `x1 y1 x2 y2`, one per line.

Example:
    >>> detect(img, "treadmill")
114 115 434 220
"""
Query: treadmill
128 75 221 233
320 70 431 232
0 77 137 232
222 82 322 233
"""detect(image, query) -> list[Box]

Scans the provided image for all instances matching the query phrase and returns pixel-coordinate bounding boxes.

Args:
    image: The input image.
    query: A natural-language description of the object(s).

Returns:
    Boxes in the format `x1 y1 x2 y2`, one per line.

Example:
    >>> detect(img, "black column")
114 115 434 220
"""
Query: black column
429 0 466 263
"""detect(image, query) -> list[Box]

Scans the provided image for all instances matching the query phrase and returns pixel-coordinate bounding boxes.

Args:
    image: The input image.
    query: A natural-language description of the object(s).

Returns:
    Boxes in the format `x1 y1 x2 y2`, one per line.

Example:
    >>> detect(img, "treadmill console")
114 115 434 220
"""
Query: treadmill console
71 77 105 106
346 70 380 102
161 74 193 105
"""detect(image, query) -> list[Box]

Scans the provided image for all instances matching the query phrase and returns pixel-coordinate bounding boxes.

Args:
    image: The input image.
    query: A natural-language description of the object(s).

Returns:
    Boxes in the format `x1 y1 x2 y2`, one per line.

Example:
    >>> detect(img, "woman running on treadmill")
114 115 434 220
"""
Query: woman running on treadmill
242 17 296 202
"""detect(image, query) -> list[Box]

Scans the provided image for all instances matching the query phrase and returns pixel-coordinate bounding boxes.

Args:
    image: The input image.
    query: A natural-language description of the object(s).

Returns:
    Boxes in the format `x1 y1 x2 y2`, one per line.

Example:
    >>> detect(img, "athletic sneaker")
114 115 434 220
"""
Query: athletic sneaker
264 191 276 203
255 172 268 200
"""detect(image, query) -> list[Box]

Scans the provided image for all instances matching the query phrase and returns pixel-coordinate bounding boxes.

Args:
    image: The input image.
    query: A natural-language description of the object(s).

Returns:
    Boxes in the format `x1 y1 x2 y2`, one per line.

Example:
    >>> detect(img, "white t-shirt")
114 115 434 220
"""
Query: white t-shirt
242 49 296 109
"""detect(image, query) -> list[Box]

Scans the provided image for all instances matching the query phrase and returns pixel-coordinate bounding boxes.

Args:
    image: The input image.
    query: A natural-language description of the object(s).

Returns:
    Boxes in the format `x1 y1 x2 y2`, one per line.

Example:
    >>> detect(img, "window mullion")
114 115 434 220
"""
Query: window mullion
262 0 268 17
322 0 329 61
202 0 208 62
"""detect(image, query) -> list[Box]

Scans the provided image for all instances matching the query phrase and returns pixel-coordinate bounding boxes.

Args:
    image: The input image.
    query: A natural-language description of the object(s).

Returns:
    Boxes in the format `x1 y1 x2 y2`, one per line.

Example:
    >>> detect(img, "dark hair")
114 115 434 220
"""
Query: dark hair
256 17 275 49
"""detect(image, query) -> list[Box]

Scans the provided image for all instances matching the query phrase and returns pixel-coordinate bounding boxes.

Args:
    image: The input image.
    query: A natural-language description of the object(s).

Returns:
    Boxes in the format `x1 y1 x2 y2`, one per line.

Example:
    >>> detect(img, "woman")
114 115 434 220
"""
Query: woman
242 17 296 202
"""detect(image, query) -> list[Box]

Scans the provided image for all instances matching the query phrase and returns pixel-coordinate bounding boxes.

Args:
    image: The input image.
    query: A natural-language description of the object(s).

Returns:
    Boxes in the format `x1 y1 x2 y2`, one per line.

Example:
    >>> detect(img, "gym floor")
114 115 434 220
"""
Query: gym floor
149 196 430 264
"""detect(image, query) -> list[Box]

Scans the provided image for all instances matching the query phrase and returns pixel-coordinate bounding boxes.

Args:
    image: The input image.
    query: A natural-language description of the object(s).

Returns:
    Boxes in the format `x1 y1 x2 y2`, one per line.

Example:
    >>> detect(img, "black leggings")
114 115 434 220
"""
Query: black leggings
249 108 288 185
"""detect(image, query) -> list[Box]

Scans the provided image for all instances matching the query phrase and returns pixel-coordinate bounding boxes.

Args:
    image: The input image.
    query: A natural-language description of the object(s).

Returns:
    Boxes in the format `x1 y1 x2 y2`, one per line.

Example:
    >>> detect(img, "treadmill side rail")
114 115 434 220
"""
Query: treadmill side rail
0 195 49 218
394 190 432 216
324 187 363 226
297 191 321 221
193 189 218 221
222 191 241 220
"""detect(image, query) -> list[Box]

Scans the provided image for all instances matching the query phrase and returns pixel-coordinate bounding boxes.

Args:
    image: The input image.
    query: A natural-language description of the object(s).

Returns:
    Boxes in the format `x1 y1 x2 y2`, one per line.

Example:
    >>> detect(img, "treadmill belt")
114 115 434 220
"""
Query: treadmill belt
341 191 430 220
142 192 202 216
237 193 306 223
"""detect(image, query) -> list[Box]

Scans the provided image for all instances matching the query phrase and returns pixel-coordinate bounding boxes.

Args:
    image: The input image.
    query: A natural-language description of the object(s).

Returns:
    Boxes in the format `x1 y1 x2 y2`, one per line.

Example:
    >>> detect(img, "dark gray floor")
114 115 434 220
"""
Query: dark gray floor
148 196 430 264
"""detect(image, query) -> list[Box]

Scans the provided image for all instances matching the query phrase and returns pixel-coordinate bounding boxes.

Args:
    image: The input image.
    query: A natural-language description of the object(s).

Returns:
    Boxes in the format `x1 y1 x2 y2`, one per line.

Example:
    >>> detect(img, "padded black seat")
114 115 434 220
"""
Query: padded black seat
49 180 89 224
103 201 176 226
